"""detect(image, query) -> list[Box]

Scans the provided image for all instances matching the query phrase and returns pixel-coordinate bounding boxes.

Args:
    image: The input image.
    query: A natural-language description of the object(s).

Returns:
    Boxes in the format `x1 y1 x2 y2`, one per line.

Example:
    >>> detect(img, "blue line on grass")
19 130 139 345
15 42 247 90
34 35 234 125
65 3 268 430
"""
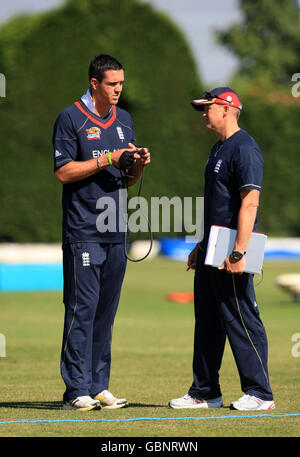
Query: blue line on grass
0 413 299 425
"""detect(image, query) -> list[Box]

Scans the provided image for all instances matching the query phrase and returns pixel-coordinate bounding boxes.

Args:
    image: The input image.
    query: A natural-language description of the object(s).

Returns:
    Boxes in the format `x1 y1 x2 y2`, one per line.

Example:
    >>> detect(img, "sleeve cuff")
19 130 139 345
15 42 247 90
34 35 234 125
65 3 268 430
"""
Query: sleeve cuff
239 183 261 191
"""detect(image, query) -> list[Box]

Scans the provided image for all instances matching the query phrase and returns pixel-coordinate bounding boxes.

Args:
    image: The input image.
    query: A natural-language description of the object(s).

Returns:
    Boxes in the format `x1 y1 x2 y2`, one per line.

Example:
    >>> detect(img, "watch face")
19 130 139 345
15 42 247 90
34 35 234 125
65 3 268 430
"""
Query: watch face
232 251 243 260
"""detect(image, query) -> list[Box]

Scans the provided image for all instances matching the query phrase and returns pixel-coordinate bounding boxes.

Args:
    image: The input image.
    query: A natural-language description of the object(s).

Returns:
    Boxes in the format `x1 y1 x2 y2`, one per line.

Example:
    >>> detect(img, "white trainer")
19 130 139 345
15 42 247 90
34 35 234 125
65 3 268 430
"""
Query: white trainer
63 395 101 411
169 393 223 409
230 394 275 411
93 390 128 409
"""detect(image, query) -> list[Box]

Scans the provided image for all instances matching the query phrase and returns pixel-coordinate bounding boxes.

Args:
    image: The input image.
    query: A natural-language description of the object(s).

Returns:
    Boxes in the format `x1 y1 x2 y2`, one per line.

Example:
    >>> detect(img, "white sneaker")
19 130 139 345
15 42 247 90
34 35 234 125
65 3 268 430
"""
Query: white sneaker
93 390 128 409
230 394 275 411
63 395 101 411
169 393 223 409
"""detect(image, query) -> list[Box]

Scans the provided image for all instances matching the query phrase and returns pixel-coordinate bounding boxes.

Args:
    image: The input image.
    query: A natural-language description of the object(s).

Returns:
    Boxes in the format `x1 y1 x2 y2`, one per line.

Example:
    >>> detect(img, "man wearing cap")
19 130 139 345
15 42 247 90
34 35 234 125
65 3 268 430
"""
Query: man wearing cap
169 87 275 411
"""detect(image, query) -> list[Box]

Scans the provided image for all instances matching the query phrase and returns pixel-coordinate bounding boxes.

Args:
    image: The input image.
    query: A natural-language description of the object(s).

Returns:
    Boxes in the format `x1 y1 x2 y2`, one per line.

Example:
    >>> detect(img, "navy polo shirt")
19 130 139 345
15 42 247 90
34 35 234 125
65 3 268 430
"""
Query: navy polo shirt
200 129 264 251
53 100 136 244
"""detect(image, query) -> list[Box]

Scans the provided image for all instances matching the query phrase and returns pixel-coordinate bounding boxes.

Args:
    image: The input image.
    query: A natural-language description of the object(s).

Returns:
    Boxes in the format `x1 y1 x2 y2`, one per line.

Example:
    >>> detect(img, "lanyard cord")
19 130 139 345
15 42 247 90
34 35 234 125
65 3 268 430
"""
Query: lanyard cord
123 166 153 262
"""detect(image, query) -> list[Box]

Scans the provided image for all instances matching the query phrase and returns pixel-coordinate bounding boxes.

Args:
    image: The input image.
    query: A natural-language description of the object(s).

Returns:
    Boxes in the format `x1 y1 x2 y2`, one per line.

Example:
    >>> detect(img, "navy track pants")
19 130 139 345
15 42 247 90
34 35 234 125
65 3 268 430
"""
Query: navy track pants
188 248 273 401
61 242 127 403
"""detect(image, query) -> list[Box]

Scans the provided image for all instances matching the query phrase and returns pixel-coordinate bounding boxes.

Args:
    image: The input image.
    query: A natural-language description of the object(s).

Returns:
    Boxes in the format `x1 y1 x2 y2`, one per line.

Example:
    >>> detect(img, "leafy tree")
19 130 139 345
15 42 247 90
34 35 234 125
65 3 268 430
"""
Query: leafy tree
0 0 207 242
0 0 299 241
217 0 300 88
215 0 300 237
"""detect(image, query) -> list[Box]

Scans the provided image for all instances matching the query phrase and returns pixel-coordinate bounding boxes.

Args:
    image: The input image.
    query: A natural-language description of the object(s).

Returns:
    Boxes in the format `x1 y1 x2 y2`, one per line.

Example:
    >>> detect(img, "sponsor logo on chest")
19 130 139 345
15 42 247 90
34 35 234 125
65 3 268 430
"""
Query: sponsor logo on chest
86 126 101 140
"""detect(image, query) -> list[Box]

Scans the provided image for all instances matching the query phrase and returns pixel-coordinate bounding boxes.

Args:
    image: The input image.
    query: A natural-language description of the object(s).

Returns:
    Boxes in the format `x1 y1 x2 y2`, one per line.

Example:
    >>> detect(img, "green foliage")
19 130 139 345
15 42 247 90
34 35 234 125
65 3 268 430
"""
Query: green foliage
239 96 300 236
216 0 300 236
0 0 299 241
217 0 300 88
0 0 207 242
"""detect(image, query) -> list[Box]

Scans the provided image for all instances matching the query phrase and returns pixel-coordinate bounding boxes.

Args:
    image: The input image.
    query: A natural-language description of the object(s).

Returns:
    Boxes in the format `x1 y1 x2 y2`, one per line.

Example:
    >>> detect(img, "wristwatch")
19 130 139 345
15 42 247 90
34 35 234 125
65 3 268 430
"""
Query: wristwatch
231 251 246 261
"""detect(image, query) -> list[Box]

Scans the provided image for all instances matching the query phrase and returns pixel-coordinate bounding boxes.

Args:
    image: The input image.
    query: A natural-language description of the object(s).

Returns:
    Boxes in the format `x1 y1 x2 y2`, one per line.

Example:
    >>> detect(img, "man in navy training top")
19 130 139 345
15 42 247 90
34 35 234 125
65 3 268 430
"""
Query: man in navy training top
169 87 275 411
53 54 150 411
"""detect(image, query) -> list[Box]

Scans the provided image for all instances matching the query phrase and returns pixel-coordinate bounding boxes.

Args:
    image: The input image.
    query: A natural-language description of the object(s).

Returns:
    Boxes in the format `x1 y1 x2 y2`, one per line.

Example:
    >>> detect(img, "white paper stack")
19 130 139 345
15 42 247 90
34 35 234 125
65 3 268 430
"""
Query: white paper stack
205 225 267 274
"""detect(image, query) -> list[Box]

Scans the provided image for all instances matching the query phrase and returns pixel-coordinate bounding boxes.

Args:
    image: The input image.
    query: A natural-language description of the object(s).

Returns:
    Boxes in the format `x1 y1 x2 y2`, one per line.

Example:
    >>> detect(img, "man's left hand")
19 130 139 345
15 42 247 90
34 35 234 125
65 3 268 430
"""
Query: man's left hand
218 255 245 274
128 143 151 166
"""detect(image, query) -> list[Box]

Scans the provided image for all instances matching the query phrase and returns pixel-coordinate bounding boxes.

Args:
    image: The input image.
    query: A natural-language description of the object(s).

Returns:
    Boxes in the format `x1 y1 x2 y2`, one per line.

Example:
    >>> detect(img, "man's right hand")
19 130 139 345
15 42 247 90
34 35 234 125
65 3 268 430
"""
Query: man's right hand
187 243 199 271
111 143 139 169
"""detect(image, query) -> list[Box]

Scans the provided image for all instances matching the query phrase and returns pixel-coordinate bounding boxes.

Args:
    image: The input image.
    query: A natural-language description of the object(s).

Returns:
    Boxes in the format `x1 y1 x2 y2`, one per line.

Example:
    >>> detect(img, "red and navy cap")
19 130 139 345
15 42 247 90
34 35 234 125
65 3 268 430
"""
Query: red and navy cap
191 87 242 111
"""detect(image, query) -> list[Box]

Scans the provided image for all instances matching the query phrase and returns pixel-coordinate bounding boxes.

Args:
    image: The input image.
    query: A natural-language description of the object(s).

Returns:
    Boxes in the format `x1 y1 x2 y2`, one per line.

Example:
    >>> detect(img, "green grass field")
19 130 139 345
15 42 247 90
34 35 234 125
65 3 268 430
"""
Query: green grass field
0 257 300 438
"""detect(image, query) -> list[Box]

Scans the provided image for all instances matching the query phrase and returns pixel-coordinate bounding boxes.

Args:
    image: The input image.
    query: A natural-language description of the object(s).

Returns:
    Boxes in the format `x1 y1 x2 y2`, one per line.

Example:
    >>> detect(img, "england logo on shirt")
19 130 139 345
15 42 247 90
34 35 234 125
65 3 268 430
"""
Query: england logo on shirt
116 126 124 142
82 252 90 267
214 159 222 173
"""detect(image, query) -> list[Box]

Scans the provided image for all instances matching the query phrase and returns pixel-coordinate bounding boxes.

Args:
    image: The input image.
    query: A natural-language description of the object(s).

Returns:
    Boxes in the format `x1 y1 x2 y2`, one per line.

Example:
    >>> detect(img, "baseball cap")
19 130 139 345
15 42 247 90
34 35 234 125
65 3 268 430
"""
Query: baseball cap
191 87 242 111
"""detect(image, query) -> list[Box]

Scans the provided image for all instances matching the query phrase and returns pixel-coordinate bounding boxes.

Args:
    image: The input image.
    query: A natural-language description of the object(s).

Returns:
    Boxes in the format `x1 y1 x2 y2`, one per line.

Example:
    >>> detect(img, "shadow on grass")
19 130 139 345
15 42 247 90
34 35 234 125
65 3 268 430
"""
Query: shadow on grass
0 402 167 410
0 401 62 410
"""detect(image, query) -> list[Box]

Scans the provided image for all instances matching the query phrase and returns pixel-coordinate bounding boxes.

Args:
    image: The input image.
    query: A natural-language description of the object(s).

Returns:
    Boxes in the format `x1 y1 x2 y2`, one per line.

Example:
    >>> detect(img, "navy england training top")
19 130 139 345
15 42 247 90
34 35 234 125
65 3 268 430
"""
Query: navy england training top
200 129 264 252
53 100 136 244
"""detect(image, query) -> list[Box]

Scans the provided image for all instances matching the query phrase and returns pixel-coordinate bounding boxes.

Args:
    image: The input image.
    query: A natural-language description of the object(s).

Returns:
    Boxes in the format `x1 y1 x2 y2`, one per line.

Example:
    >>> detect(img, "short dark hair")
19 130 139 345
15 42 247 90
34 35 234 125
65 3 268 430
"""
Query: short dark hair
88 54 123 82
